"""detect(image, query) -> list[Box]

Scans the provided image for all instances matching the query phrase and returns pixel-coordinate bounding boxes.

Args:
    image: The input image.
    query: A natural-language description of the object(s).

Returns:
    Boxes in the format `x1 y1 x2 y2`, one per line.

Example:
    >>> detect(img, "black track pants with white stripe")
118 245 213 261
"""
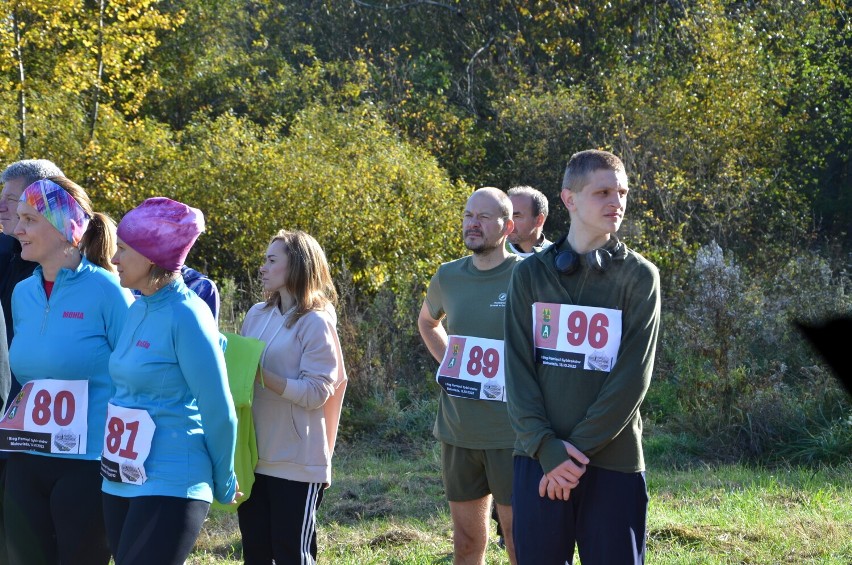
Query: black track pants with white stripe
238 473 325 565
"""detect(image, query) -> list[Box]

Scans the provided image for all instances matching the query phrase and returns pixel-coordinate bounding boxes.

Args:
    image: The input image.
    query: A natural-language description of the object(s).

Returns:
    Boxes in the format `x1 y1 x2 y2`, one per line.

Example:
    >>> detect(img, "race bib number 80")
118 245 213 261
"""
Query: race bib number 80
533 302 622 372
436 335 506 402
0 380 88 454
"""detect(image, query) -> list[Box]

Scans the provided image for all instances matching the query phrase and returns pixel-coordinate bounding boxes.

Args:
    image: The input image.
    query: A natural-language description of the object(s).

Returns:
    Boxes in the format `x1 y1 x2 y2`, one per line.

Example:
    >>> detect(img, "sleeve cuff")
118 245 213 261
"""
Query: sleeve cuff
215 472 237 504
537 437 571 475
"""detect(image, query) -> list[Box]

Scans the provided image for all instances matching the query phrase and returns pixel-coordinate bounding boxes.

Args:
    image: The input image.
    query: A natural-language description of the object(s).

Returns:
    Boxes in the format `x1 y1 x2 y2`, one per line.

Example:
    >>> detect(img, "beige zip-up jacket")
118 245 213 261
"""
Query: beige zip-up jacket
241 302 346 485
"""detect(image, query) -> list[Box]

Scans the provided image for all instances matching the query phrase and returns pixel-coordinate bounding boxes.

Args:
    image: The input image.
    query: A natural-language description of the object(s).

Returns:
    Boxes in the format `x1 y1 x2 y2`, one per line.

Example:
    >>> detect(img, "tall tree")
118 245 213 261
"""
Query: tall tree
0 0 74 157
0 0 179 158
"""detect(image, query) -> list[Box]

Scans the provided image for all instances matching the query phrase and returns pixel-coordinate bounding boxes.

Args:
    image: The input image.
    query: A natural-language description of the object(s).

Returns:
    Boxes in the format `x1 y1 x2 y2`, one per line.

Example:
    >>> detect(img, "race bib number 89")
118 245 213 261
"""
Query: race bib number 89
533 302 622 372
436 335 506 402
0 380 88 454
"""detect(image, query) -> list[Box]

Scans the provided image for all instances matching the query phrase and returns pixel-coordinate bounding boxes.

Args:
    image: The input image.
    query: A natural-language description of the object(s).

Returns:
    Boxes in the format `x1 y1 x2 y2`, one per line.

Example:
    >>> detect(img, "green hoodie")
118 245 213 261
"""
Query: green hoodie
504 238 660 474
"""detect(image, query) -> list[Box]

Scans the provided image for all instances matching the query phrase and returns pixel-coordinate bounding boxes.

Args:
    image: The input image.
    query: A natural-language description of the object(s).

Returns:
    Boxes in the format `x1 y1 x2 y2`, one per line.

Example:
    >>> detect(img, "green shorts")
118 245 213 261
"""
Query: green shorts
440 442 514 505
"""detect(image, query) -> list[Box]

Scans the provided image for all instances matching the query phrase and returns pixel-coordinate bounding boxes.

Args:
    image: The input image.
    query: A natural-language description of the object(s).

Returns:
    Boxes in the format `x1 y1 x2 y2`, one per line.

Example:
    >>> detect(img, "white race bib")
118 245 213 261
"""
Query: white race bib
100 403 156 485
436 335 506 402
532 302 622 372
0 380 88 454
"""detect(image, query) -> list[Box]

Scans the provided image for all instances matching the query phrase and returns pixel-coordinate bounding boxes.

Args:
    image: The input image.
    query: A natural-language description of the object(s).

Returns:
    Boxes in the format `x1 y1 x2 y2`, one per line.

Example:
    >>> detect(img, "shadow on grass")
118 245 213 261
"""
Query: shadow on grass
649 525 706 547
207 541 241 561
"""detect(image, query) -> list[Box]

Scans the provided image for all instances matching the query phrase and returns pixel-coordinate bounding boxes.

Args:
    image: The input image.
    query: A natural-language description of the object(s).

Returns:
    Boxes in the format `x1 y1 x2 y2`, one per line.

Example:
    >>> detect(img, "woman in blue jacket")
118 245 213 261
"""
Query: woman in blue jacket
102 197 238 565
2 177 133 565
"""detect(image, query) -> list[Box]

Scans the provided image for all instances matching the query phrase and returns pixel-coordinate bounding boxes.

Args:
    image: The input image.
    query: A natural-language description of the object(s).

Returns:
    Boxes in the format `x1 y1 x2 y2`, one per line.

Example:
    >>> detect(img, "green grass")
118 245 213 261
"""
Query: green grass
188 441 852 564
647 464 851 563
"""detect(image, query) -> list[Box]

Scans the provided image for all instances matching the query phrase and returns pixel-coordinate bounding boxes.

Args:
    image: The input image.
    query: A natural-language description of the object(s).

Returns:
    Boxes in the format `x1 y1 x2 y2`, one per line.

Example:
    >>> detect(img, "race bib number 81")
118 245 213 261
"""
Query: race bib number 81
100 403 155 485
0 380 88 454
436 335 506 402
533 302 622 372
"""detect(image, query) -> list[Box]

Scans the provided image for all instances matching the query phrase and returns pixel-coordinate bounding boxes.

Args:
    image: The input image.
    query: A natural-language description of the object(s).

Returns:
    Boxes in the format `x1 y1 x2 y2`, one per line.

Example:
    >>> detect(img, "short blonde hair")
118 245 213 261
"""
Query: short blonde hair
561 150 626 193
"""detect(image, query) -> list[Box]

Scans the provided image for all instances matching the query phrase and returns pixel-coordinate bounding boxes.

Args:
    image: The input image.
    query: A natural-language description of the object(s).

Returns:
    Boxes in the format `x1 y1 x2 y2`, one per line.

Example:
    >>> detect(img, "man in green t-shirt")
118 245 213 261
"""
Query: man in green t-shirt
418 187 521 565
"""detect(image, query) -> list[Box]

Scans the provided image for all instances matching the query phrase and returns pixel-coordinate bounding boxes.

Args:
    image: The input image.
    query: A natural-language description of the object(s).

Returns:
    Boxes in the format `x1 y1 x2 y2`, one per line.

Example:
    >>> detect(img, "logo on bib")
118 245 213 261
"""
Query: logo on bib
53 430 79 452
120 463 143 483
483 382 503 399
447 344 460 368
586 351 612 372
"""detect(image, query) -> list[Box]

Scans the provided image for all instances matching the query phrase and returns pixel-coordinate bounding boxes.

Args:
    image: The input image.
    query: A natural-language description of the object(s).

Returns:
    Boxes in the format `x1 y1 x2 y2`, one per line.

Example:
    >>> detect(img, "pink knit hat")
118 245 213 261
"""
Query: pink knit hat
116 197 205 271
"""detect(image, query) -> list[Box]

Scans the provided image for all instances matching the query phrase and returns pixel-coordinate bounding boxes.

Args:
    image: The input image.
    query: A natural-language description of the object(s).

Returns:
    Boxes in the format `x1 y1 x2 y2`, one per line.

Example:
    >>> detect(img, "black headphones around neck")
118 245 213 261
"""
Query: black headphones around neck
551 234 626 276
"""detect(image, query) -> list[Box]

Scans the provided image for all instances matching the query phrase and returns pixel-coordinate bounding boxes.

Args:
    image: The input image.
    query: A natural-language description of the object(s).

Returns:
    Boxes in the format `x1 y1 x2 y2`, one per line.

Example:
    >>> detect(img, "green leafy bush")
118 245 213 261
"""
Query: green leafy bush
652 241 852 464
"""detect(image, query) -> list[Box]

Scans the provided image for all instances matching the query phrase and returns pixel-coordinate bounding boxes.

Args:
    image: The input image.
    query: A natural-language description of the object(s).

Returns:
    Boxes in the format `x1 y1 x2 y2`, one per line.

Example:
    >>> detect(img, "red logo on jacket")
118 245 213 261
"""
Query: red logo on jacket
62 311 84 319
136 340 151 349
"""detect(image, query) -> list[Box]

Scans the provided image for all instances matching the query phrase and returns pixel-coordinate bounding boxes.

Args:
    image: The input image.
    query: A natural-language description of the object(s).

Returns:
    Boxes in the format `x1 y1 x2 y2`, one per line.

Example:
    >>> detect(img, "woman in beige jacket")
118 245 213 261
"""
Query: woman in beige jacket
238 229 346 565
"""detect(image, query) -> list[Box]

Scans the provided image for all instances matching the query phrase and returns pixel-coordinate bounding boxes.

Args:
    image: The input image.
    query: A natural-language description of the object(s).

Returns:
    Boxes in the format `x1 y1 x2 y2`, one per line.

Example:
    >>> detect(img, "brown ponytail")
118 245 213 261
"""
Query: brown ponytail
79 212 118 272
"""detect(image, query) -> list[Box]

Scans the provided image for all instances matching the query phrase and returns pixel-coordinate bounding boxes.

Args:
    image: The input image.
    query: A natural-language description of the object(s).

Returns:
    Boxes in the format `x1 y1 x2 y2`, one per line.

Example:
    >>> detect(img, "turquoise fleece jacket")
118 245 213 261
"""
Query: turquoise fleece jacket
102 279 237 504
9 258 133 459
504 240 661 474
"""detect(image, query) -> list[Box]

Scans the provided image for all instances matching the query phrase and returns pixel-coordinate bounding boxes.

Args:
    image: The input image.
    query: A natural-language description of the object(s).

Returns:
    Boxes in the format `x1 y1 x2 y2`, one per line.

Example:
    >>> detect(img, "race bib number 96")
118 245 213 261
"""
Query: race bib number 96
436 335 506 402
0 380 88 454
533 302 622 372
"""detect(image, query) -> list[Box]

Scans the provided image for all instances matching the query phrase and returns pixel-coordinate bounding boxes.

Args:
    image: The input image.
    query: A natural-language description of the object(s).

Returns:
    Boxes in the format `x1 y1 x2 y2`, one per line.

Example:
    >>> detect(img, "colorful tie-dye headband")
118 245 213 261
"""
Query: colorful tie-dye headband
20 179 90 246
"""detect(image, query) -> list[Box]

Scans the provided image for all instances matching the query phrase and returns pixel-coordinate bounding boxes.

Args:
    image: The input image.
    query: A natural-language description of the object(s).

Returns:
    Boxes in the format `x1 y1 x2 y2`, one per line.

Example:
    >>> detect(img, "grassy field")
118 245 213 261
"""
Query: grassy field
188 439 852 564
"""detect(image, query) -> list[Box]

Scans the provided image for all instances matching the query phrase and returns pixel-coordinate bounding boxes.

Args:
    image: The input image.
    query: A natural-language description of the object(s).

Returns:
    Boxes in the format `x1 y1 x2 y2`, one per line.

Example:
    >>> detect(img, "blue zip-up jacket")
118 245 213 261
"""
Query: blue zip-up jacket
9 258 133 459
102 278 237 504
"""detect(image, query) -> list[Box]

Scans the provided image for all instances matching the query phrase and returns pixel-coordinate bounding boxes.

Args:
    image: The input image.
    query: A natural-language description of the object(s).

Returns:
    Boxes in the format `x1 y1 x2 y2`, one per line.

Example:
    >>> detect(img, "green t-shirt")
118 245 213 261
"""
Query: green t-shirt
425 254 521 449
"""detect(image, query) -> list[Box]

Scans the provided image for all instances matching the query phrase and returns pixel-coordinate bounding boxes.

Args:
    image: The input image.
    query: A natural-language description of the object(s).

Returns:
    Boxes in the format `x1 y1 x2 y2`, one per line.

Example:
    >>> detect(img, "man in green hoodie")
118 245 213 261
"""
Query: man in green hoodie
504 150 661 565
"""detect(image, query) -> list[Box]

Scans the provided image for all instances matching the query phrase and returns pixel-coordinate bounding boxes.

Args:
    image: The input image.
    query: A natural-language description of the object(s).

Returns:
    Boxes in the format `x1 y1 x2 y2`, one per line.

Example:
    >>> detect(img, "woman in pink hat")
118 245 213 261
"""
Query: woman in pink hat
101 197 239 565
2 177 133 565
